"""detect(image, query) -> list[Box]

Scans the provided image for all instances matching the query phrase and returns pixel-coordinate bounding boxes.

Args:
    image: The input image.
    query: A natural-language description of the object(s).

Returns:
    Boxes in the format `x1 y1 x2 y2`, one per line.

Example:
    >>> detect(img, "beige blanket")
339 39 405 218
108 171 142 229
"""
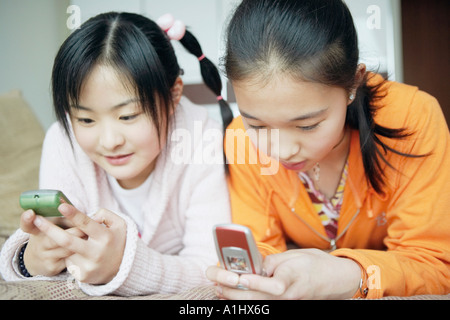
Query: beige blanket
0 279 218 300
1 279 449 300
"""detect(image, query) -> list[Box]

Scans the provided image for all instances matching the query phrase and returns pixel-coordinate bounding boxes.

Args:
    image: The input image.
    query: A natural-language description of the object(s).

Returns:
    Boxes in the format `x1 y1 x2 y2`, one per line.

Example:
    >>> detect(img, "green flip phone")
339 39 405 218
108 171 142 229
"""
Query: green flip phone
19 190 72 217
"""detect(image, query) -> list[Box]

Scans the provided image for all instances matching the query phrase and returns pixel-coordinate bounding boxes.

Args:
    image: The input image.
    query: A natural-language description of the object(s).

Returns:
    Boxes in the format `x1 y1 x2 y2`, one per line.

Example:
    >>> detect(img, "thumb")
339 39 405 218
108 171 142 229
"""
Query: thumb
20 210 41 235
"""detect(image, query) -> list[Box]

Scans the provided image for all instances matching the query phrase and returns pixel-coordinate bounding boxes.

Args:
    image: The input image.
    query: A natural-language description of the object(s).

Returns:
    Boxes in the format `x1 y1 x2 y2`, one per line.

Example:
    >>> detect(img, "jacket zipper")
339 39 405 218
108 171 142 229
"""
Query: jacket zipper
290 207 361 251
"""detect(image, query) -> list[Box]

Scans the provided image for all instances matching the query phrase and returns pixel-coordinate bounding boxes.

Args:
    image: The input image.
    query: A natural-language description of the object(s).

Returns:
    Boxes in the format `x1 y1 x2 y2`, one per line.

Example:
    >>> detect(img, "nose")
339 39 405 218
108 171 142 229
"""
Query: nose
99 125 125 151
270 130 300 162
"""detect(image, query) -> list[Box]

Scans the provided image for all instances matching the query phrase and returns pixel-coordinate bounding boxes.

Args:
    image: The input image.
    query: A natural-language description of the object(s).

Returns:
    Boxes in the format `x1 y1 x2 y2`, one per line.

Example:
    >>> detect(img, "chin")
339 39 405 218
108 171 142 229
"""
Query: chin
105 167 136 180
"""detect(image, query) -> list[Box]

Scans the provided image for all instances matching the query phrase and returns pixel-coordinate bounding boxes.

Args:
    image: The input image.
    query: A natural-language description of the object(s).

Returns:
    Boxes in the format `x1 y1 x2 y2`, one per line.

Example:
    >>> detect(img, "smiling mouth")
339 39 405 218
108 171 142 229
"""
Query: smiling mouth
104 153 133 165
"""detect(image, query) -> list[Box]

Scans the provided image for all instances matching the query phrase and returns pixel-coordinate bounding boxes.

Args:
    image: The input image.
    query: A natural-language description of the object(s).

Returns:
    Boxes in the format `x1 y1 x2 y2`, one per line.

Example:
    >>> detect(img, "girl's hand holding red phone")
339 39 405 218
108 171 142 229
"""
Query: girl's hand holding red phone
207 224 361 300
208 224 267 295
213 224 263 275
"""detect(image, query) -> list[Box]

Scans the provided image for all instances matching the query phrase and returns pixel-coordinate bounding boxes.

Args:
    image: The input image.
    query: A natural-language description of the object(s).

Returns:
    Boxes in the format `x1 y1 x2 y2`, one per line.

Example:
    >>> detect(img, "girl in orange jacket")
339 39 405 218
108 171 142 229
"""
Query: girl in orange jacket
206 0 450 299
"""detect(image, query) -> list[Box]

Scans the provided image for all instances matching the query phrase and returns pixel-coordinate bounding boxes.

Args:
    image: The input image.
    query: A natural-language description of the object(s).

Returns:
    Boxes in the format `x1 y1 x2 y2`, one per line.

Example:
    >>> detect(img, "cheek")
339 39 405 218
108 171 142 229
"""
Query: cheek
301 134 333 157
136 134 160 157
132 123 165 157
242 123 274 157
72 125 98 155
303 121 346 156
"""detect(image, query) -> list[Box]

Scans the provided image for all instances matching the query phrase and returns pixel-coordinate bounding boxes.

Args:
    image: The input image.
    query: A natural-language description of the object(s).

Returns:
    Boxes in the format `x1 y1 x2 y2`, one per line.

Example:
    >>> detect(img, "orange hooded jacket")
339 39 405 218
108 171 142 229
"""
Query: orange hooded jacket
224 75 450 298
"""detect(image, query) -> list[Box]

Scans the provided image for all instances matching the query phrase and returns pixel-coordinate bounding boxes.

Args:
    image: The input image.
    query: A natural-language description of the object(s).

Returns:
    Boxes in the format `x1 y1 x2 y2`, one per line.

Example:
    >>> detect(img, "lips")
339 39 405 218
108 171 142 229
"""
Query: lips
104 153 133 166
280 160 307 171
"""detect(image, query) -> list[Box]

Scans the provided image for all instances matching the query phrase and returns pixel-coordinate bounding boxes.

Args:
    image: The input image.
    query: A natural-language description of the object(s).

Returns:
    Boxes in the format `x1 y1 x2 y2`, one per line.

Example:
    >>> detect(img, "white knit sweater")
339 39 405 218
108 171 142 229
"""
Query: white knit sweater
0 97 231 296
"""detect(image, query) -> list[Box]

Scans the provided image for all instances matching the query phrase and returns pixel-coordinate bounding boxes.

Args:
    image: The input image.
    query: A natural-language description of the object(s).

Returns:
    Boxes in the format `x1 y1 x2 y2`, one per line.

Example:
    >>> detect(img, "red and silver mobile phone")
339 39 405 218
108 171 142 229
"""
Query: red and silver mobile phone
213 224 263 275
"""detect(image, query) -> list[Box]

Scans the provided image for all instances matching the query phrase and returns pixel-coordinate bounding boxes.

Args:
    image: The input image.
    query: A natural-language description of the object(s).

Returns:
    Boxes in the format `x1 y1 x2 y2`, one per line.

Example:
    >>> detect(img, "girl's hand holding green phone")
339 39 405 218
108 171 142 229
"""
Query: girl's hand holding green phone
19 190 72 217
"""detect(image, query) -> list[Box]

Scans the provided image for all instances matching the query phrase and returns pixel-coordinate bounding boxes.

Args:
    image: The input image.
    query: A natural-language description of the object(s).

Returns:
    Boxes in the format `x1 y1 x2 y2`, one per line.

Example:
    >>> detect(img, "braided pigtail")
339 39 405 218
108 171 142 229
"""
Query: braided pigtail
157 14 234 171
179 30 234 132
180 30 234 173
156 14 233 132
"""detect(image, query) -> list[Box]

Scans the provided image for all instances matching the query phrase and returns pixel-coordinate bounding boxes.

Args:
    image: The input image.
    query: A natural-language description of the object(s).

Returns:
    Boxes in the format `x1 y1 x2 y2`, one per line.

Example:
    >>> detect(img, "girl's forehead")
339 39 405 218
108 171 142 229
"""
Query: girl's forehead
82 65 133 91
233 76 343 106
232 76 347 122
234 74 333 95
79 66 136 102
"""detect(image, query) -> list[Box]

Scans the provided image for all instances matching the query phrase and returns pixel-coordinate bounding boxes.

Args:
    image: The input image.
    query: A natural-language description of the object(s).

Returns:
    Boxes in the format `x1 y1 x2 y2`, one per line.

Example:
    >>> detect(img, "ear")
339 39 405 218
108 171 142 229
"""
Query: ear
171 77 184 108
348 63 367 105
355 63 366 86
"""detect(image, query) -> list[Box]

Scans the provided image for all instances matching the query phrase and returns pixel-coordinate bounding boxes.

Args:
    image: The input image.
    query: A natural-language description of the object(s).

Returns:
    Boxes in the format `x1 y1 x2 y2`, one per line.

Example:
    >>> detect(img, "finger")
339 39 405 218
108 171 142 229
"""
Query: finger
91 213 109 227
218 284 274 300
33 215 85 254
66 227 88 239
206 265 240 287
58 203 105 237
239 272 288 296
91 209 126 230
45 246 73 260
47 217 75 230
263 250 304 276
20 210 40 235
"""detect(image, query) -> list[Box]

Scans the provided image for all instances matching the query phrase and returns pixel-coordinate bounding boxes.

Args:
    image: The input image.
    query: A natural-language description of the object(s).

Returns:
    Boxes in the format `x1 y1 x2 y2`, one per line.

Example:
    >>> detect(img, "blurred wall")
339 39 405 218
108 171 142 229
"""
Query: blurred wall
0 0 403 130
0 0 70 130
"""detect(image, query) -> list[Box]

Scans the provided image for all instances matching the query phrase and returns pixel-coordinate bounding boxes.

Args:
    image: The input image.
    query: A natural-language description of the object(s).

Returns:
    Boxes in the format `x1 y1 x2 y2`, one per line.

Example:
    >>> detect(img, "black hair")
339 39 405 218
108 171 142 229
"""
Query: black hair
225 0 425 194
179 32 234 133
52 12 233 146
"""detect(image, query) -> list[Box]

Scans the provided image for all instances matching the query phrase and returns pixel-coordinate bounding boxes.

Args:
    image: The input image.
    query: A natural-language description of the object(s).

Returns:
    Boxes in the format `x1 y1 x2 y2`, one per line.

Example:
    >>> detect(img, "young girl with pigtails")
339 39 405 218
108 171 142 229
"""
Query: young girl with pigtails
207 0 450 299
0 12 232 296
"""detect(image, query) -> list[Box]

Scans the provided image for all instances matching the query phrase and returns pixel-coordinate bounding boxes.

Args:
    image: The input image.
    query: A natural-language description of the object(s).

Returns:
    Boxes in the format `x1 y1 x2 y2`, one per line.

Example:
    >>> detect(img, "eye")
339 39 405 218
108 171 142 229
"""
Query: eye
76 118 94 125
248 124 267 130
120 113 141 121
296 123 320 131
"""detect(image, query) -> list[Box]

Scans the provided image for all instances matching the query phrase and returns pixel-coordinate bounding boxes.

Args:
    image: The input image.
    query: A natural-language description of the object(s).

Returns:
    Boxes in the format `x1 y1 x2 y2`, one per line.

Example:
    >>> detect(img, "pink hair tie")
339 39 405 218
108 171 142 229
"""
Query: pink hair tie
198 54 206 61
156 13 174 31
156 13 186 41
216 95 223 101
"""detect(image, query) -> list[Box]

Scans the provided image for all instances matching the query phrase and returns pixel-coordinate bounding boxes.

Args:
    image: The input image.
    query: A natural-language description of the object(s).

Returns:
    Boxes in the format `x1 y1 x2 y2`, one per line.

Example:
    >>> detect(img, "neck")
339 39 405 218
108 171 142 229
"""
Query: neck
324 127 351 168
308 128 351 199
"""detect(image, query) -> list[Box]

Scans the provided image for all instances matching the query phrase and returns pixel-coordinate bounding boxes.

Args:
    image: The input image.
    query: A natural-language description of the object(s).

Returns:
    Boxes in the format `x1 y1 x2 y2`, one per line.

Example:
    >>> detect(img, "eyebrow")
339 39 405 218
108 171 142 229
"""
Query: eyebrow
74 98 139 111
240 107 329 122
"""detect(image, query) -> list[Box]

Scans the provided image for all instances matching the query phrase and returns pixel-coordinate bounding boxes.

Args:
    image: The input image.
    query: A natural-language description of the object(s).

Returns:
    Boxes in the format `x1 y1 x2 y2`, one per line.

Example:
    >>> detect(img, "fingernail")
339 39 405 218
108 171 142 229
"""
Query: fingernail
58 203 69 215
239 277 250 288
24 210 33 221
215 285 223 297
34 216 43 227
226 274 239 286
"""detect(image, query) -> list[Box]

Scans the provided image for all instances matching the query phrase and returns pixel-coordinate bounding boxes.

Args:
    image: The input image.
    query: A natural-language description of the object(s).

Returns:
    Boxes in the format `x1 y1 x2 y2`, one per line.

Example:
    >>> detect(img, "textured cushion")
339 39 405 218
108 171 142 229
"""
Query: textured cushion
0 90 44 250
0 279 449 300
0 280 218 300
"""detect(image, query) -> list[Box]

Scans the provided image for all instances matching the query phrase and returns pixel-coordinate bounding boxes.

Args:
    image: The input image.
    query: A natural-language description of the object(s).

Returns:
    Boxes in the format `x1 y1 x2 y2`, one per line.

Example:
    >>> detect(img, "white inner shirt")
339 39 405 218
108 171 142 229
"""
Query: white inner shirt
107 173 153 232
